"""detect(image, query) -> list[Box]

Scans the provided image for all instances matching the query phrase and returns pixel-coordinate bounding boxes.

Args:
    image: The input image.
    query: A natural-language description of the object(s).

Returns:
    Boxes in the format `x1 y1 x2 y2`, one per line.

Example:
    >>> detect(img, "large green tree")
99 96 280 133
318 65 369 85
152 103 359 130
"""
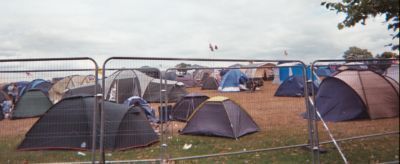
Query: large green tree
321 0 399 50
343 46 373 60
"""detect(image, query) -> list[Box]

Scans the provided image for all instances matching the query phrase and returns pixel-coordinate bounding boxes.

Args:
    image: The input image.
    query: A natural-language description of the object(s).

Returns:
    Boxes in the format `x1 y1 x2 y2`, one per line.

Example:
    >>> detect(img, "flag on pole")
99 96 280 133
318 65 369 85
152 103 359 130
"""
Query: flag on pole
209 43 214 51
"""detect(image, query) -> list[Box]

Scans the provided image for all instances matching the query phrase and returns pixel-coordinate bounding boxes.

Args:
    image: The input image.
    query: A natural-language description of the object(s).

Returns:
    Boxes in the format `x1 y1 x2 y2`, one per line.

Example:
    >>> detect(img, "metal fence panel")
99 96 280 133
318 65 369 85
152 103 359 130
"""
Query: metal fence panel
0 58 99 163
100 57 315 163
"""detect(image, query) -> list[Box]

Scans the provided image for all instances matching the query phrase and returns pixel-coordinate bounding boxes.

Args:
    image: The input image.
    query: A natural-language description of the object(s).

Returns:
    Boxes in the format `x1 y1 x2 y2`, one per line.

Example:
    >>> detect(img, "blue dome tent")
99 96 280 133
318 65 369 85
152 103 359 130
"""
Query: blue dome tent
218 69 248 92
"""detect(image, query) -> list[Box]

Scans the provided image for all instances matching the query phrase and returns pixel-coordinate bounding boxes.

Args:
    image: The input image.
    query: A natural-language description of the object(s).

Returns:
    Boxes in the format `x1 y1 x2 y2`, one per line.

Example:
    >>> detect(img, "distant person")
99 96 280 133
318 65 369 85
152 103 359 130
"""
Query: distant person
7 83 19 102
2 94 14 118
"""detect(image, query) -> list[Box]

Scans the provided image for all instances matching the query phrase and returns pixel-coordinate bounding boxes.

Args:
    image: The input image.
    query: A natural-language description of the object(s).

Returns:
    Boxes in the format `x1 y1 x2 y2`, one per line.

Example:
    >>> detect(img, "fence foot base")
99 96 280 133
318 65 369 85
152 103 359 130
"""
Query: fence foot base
303 145 328 154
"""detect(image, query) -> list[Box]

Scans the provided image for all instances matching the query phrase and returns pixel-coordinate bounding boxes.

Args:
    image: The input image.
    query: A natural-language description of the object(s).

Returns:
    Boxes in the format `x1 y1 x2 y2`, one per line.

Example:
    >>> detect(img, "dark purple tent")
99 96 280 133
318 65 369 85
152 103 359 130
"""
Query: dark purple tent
181 96 259 139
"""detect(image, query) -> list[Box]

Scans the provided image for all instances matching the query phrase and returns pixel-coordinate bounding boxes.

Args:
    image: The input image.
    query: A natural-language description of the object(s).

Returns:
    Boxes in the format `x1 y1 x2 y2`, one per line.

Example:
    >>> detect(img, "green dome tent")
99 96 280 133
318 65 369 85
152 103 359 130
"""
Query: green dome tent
11 89 53 119
18 95 158 151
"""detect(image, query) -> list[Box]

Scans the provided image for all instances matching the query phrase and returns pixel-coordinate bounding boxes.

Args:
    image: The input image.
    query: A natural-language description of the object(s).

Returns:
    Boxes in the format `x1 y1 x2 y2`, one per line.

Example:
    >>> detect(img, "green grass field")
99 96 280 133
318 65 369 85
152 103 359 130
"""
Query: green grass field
0 130 398 163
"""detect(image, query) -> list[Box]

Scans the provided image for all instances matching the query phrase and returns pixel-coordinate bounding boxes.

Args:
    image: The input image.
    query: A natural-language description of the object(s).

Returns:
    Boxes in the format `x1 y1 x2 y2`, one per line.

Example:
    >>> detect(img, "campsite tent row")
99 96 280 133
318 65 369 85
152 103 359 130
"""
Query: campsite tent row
6 70 188 119
19 94 259 152
8 75 96 119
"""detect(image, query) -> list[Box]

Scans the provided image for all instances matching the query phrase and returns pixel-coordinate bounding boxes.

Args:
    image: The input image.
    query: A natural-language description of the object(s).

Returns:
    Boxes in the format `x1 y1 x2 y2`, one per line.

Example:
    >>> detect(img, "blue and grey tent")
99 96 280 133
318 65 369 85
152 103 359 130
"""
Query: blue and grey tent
124 96 157 123
2 81 29 97
218 69 248 92
316 70 399 122
20 79 52 96
274 76 317 97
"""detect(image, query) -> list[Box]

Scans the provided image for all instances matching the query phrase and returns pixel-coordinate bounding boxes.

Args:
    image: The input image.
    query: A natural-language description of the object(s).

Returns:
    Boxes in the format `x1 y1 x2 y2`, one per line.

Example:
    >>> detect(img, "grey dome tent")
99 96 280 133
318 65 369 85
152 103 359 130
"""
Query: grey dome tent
18 95 159 151
181 96 259 139
105 70 187 103
274 76 317 97
316 70 399 122
171 93 209 122
11 89 53 119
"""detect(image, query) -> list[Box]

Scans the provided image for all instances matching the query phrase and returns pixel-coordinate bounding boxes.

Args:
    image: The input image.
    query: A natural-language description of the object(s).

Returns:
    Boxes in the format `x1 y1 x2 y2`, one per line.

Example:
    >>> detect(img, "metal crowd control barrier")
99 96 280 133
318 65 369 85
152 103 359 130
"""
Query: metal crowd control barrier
4 57 396 163
0 58 99 163
101 57 316 163
310 59 399 164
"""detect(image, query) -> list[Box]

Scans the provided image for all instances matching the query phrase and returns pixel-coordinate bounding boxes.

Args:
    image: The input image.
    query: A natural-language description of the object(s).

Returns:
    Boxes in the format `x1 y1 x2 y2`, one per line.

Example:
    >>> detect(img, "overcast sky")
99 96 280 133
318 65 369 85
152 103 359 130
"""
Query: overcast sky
0 0 398 65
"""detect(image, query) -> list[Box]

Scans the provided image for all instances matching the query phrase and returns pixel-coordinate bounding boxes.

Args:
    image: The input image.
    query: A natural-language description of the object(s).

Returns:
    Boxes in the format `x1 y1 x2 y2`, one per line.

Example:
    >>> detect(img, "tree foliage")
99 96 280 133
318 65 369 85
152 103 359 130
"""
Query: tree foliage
371 52 399 72
343 46 373 60
375 51 399 58
321 0 399 50
175 63 192 74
